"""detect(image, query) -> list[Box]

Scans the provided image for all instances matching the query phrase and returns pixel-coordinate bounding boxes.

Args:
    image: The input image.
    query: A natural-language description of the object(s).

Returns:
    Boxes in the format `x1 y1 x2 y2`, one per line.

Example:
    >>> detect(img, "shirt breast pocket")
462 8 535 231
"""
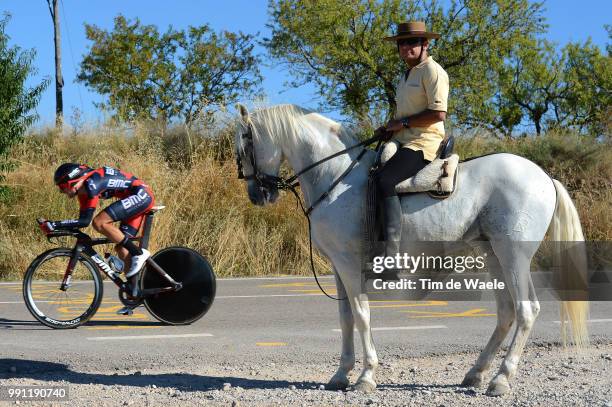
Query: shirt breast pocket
405 82 425 98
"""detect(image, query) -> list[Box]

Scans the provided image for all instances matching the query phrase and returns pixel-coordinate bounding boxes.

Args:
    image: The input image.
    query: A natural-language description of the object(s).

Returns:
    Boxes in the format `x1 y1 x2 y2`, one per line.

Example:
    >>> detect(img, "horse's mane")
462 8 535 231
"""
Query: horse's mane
248 104 356 149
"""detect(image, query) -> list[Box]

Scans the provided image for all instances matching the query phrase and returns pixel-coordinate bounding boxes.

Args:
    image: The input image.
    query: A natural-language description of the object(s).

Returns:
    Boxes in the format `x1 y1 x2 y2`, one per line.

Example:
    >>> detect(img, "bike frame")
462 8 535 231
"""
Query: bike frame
48 211 181 295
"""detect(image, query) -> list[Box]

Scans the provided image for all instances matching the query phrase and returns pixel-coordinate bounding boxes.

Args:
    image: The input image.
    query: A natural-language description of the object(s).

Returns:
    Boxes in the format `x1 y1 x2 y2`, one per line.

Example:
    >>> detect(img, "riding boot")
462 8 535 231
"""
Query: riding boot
382 195 402 279
383 196 402 256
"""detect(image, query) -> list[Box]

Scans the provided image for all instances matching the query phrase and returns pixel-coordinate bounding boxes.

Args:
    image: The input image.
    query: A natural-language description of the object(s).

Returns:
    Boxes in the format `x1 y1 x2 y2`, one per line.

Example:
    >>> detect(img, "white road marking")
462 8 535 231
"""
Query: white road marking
87 333 213 341
0 281 97 285
217 275 334 281
332 325 447 332
216 293 329 299
0 275 335 286
2 293 335 303
553 319 612 324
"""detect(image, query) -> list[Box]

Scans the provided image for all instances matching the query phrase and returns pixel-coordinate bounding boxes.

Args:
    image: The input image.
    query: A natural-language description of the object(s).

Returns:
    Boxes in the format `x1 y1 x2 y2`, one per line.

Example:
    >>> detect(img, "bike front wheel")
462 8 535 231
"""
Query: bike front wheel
141 247 216 325
23 248 103 329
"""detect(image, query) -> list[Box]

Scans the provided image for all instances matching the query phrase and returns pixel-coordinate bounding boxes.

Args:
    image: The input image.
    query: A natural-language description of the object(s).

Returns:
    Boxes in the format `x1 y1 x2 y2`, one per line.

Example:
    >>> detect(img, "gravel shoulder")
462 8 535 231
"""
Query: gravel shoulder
2 339 612 406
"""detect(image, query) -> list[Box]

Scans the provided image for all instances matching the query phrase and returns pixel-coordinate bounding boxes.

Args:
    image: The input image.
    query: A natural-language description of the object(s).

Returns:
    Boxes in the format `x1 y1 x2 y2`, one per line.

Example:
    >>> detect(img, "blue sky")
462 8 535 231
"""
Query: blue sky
2 0 610 126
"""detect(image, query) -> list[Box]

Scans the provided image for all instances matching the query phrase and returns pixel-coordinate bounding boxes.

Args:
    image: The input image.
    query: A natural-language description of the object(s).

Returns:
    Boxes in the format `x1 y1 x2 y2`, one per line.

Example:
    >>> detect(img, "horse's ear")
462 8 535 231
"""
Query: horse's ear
236 103 250 122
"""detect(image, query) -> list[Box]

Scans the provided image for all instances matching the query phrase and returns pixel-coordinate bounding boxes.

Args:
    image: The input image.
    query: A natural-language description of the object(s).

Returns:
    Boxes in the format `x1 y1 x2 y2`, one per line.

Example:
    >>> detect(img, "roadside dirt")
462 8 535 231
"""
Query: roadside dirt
2 340 611 406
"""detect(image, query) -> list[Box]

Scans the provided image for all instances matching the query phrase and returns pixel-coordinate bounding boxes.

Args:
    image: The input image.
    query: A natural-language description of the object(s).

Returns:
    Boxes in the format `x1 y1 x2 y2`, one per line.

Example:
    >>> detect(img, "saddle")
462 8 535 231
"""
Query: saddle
378 135 459 199
362 136 459 269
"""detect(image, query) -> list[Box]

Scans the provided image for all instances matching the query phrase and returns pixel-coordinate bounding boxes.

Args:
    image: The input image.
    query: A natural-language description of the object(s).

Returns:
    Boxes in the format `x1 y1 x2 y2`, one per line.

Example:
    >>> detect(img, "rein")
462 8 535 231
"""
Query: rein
237 122 383 300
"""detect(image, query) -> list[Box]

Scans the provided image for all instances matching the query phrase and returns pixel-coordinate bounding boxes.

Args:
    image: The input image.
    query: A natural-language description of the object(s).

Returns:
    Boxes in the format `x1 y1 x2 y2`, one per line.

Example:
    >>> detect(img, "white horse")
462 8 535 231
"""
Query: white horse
234 103 588 396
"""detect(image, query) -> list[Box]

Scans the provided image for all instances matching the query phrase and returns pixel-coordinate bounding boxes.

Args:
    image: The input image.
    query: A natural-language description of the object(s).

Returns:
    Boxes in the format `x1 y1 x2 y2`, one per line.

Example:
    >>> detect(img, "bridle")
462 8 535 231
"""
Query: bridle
237 121 382 216
236 120 383 300
236 122 285 192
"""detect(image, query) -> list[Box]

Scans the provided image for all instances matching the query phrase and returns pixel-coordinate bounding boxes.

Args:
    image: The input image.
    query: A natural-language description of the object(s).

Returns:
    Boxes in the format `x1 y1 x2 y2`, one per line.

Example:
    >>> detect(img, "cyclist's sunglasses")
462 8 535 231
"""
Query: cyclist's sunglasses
397 37 423 46
57 178 82 191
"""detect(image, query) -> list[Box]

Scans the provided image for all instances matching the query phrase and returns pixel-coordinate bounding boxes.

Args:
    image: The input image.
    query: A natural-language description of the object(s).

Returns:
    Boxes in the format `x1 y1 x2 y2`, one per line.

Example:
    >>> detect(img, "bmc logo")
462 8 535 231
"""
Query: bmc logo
121 189 149 210
91 255 116 278
68 168 81 178
108 179 131 188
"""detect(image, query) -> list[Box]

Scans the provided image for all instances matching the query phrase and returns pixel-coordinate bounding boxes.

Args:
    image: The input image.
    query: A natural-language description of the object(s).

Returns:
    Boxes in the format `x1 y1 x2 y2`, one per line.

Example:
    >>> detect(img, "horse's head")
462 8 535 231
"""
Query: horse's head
235 104 281 206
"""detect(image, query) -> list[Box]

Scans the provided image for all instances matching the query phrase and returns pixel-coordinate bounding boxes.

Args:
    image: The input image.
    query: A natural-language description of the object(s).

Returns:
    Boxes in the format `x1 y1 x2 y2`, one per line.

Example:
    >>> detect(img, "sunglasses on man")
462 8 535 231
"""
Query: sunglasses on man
396 37 423 46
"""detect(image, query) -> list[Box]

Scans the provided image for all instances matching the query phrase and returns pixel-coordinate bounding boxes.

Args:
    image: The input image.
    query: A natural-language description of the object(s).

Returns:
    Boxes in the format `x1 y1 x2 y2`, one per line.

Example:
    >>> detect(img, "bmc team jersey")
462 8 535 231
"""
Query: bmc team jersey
51 166 155 237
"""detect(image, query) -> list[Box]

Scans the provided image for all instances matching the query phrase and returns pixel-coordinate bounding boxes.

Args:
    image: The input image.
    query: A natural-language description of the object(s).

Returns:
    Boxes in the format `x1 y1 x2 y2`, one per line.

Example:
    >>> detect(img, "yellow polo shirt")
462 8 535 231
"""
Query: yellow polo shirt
393 56 449 161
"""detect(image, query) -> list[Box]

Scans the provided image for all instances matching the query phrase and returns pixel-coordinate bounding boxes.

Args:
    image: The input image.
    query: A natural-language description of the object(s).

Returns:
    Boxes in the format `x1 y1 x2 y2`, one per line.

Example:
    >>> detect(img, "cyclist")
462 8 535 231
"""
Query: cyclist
40 163 155 313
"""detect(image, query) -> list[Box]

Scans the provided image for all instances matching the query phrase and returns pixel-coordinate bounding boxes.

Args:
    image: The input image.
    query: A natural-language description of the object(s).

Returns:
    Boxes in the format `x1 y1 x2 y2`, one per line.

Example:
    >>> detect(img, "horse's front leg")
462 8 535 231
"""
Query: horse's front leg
348 290 378 393
327 273 355 390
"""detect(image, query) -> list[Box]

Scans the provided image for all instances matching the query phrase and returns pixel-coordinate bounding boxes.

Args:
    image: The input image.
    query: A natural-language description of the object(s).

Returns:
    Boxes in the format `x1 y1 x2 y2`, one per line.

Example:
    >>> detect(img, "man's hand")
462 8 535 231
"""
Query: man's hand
385 119 404 132
374 126 393 141
39 220 55 235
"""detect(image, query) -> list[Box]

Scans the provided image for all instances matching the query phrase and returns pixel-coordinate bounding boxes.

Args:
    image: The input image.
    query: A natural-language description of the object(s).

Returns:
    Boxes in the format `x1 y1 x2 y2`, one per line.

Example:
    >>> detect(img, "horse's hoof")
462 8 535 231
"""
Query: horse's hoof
326 376 349 391
461 371 484 388
353 379 376 393
486 375 511 397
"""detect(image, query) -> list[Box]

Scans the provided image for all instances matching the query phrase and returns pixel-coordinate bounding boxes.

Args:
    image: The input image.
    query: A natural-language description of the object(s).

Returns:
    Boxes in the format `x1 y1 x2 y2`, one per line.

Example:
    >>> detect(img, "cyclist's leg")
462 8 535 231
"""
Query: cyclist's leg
101 187 154 284
95 204 143 267
91 211 125 244
115 223 142 271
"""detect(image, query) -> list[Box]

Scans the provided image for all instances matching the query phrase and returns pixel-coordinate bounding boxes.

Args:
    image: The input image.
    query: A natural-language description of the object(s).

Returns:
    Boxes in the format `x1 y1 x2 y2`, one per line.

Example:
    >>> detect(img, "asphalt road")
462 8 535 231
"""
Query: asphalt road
1 275 612 371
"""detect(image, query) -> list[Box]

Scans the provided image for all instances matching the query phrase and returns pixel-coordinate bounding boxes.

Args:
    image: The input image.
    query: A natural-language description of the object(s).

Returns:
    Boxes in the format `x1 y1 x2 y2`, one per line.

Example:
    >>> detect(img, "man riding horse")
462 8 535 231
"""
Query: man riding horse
234 20 588 398
376 21 449 259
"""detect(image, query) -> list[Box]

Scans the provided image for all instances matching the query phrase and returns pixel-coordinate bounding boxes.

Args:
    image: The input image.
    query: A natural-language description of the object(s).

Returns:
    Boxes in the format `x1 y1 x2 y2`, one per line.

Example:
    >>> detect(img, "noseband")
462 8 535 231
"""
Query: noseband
236 122 285 191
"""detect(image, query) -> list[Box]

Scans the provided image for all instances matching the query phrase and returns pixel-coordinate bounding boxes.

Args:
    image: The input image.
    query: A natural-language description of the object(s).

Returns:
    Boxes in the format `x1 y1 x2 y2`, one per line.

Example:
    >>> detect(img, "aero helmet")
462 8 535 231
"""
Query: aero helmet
54 163 92 188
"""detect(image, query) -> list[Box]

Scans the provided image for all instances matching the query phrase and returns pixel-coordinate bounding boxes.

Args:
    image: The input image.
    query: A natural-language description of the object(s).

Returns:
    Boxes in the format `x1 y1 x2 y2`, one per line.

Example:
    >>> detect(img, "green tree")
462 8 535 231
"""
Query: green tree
0 15 48 178
78 15 262 127
265 0 546 127
556 39 611 136
498 38 564 135
266 0 405 123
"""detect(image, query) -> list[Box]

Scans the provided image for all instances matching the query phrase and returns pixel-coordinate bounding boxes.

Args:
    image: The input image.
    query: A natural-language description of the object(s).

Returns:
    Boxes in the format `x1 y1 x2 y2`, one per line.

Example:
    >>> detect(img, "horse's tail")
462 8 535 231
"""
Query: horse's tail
551 179 589 347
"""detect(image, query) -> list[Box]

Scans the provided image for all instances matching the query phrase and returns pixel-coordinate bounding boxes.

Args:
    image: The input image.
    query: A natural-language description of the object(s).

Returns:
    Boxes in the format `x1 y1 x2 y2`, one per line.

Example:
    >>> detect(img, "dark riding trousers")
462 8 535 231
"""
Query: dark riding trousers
375 147 430 197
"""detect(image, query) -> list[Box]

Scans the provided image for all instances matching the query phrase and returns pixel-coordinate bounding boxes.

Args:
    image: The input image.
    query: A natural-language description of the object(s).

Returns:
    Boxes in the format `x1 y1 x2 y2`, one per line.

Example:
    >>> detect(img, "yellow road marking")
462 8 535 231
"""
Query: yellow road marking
91 305 150 320
370 300 448 308
256 342 287 347
401 308 495 318
288 289 337 294
91 314 149 320
6 286 23 292
36 297 95 304
55 304 150 321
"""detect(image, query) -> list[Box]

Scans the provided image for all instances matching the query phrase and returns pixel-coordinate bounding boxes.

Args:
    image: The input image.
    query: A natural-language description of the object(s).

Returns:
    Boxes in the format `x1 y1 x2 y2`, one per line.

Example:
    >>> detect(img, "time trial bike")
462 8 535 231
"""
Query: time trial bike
22 206 216 329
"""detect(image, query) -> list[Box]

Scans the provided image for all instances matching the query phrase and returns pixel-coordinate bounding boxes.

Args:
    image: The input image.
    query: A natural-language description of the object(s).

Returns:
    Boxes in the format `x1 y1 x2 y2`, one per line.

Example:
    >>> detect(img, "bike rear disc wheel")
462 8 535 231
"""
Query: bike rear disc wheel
141 247 215 325
23 248 103 329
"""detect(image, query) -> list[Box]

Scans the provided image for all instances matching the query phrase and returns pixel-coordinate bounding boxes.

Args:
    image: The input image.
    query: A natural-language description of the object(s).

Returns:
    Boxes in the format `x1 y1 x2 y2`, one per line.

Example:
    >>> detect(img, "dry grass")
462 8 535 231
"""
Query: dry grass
0 123 324 280
0 124 609 280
